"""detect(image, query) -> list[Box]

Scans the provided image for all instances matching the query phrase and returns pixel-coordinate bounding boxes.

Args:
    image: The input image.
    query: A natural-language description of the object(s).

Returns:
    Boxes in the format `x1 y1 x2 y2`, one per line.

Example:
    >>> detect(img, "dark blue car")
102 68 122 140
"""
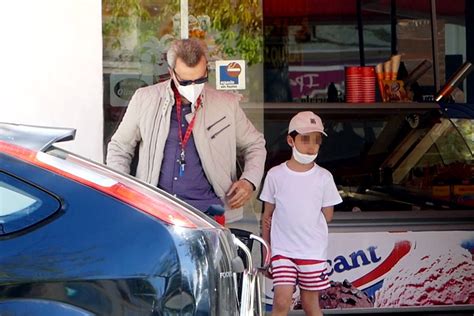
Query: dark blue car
0 123 267 316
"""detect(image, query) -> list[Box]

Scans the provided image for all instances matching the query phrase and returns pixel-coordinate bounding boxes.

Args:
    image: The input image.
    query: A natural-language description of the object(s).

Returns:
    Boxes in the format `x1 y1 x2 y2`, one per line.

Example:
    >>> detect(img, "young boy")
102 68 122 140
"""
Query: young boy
260 111 342 316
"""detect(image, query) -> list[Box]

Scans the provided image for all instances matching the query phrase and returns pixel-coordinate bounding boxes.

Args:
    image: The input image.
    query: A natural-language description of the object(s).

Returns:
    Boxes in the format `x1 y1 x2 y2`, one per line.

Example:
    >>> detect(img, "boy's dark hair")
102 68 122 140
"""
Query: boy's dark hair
289 131 299 139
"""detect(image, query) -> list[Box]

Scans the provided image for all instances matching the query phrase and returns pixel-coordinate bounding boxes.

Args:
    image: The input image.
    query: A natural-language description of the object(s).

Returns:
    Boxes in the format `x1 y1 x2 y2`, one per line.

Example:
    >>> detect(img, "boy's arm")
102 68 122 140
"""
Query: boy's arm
261 202 275 272
322 206 334 222
261 202 275 247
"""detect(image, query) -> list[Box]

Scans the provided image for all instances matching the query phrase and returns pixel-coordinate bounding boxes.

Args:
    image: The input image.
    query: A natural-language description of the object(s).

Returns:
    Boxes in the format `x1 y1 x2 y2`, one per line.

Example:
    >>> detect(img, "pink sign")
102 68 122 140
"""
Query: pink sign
288 66 345 100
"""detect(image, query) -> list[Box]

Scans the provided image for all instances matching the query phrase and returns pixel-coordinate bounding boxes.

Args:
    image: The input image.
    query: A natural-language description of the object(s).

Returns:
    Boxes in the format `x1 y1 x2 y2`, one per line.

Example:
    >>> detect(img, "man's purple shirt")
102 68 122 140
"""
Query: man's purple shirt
158 103 222 213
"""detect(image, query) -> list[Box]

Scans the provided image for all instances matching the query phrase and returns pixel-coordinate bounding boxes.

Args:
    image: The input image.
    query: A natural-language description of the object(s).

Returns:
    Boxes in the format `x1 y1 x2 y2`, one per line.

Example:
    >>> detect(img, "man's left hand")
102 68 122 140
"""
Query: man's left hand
227 179 254 209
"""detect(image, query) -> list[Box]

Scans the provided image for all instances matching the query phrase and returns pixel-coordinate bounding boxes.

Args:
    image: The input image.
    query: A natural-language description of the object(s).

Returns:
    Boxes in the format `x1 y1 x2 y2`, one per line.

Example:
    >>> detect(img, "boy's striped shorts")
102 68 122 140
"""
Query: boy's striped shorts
270 255 330 291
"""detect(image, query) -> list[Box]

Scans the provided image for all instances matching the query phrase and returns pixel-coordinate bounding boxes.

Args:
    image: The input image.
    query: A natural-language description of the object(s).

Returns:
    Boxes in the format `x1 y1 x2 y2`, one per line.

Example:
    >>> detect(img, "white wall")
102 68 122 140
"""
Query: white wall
0 0 103 162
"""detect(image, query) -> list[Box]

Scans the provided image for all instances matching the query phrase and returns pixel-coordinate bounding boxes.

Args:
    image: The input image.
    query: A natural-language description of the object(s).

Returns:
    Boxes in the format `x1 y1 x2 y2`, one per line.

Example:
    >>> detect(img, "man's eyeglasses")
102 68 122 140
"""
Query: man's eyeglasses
173 68 208 86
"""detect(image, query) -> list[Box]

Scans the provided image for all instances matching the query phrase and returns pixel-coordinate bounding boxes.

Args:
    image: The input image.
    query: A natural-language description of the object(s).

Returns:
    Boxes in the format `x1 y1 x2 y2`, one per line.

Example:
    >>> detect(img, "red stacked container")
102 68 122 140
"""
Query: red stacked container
345 66 362 103
345 66 376 103
361 66 376 103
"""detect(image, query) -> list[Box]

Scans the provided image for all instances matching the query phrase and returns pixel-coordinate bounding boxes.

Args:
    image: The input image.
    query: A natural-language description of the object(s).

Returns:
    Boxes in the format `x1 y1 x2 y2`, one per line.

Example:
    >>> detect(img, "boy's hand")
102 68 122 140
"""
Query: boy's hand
263 265 273 279
261 247 272 278
227 179 253 209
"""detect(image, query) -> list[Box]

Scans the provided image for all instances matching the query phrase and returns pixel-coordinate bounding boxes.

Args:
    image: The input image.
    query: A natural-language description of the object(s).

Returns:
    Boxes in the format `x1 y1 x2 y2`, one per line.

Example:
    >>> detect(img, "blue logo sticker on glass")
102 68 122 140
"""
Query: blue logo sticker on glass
220 65 239 84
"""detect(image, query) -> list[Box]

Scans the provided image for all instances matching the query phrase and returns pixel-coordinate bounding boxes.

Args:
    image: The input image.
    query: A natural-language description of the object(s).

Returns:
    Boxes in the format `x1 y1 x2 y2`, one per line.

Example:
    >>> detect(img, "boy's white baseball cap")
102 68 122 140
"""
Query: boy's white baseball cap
288 111 327 136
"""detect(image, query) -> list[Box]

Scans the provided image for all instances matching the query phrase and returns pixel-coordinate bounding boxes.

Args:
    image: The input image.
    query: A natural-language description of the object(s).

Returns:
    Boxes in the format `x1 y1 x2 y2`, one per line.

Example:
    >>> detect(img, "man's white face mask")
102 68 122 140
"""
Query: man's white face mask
171 65 208 104
292 145 318 164
176 82 205 104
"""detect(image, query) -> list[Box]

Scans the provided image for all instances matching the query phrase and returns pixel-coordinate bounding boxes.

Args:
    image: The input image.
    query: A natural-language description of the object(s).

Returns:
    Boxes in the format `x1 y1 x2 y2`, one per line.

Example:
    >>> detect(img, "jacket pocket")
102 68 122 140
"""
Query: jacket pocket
210 124 231 139
207 116 226 131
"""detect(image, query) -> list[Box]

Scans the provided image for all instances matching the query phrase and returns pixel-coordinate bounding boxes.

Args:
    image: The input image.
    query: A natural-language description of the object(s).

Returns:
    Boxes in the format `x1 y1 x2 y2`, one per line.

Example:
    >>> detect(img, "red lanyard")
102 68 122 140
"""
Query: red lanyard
172 85 202 171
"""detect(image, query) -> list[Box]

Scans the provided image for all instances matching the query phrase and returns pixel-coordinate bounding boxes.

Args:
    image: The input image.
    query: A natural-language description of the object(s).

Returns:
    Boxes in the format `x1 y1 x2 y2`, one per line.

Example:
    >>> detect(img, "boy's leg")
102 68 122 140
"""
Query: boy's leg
272 285 295 315
295 259 329 316
271 255 298 315
300 289 322 316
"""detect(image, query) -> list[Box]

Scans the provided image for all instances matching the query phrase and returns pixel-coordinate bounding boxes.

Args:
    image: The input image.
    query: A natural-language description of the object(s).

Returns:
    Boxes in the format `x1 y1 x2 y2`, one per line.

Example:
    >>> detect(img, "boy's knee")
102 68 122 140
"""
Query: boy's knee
301 298 316 312
273 296 292 312
301 291 320 312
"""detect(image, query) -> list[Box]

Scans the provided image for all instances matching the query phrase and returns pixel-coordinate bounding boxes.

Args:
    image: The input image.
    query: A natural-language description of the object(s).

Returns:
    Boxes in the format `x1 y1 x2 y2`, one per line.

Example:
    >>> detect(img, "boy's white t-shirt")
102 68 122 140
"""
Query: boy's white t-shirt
259 162 342 260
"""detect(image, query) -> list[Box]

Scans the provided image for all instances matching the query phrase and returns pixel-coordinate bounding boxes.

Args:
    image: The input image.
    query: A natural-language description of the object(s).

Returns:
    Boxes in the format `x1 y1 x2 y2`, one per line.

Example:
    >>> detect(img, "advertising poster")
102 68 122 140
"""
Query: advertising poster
216 60 246 90
288 65 345 102
264 231 474 311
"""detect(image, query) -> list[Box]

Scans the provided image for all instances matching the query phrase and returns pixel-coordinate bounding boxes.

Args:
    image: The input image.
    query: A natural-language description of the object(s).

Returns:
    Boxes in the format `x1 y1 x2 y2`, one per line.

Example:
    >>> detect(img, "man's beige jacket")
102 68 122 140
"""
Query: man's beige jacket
107 80 266 222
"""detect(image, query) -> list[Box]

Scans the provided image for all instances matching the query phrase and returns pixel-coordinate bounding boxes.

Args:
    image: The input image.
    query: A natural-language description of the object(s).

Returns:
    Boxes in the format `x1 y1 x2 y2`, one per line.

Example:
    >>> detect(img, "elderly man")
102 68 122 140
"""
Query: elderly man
107 39 266 224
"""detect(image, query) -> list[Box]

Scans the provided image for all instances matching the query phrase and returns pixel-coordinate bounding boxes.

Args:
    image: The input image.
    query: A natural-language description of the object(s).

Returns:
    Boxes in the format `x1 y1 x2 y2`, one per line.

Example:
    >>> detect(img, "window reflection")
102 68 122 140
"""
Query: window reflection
263 0 467 104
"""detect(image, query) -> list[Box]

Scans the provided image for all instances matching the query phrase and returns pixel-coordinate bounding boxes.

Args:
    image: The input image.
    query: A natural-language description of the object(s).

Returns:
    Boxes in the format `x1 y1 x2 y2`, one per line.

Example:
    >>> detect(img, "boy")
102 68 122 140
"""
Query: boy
260 111 342 316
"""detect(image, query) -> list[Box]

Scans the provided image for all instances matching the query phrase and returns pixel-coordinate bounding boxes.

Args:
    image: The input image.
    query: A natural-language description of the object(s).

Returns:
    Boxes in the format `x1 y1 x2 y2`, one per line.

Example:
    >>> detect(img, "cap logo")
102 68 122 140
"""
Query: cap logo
310 118 316 124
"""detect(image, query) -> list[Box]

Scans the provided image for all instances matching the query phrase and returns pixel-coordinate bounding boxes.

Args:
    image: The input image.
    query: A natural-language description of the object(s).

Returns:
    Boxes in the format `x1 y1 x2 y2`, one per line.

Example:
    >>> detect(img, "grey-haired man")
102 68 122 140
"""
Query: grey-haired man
107 39 266 224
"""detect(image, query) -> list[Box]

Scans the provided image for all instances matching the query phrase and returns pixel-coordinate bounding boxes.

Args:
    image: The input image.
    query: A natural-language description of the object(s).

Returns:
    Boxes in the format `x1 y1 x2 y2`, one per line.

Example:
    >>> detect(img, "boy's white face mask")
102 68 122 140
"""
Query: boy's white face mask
292 145 317 164
176 82 205 104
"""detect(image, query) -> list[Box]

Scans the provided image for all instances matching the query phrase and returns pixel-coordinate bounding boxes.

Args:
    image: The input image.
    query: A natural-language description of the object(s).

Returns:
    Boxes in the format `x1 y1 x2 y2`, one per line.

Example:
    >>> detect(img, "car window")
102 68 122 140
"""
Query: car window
0 181 40 216
0 173 60 235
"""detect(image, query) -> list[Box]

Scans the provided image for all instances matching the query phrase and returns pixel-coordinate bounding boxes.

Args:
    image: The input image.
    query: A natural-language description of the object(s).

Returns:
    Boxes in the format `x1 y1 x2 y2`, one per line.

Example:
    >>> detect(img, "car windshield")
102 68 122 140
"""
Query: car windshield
266 108 474 212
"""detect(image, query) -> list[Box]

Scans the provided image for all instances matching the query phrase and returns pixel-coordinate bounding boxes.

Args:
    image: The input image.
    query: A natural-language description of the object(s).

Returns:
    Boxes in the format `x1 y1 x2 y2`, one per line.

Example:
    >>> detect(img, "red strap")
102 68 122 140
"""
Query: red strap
214 215 226 225
172 85 201 153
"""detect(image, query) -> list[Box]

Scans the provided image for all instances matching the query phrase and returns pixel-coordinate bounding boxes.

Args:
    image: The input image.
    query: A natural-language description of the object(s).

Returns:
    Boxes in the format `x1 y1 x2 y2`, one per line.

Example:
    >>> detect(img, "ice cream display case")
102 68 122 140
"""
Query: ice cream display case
261 102 474 314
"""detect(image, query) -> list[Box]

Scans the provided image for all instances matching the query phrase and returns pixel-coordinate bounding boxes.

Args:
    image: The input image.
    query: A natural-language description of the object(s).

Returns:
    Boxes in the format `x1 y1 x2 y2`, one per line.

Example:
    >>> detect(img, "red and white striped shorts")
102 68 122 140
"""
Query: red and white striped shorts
271 255 330 291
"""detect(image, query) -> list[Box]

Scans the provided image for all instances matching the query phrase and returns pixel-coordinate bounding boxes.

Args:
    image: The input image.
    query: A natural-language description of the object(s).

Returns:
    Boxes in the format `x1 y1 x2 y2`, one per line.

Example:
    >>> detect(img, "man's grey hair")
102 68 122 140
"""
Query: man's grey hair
167 39 207 69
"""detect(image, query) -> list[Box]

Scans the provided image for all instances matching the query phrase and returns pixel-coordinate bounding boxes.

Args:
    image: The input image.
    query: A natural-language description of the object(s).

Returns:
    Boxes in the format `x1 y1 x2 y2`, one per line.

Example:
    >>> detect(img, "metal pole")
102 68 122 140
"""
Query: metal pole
180 0 189 39
356 0 365 66
390 0 397 55
466 0 474 103
429 0 440 92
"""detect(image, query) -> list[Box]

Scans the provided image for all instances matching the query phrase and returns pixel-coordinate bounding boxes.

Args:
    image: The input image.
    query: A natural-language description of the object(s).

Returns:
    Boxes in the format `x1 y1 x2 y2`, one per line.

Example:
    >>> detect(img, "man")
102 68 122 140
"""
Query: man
107 39 266 224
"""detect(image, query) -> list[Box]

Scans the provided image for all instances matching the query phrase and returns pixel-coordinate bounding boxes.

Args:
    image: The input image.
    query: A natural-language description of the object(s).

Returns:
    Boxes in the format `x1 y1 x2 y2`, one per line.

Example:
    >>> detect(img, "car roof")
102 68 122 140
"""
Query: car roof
0 122 76 152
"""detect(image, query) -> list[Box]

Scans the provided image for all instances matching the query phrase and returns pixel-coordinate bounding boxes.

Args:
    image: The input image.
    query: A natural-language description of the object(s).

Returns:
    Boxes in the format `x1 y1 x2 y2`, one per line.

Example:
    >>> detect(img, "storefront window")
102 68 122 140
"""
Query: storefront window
102 0 471 217
262 0 472 212
262 0 461 103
